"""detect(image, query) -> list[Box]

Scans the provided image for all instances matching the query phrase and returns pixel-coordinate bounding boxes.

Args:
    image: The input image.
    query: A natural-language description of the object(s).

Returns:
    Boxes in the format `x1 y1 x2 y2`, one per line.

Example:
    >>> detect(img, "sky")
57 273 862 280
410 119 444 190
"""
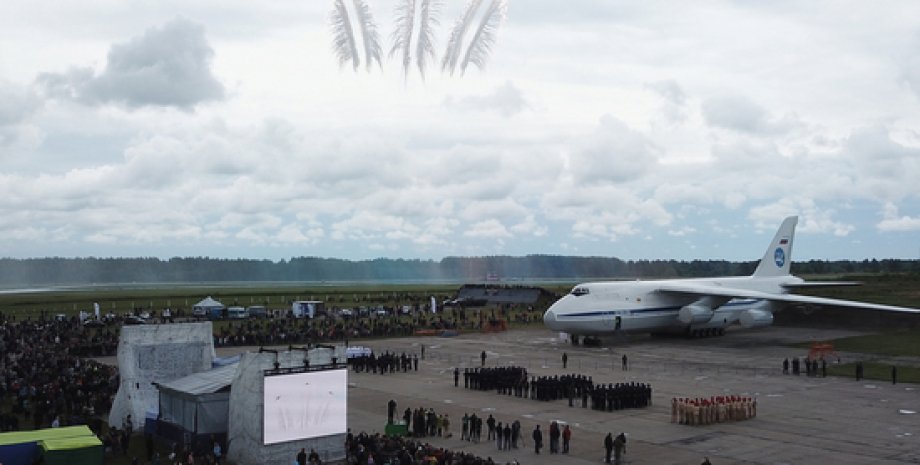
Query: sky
1 0 919 262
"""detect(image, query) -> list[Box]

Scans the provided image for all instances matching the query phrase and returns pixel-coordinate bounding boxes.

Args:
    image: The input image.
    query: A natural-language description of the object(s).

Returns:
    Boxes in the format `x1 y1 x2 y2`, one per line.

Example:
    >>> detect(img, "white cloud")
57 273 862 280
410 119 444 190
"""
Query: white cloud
702 95 797 135
877 203 920 232
463 219 512 239
646 79 688 124
3 1 920 260
445 81 529 117
37 18 224 109
567 115 660 184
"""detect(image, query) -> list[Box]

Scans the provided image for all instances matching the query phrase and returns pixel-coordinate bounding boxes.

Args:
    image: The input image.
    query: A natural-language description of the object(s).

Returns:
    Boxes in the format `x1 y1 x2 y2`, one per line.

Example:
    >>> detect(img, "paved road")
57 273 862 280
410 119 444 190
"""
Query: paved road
340 326 919 465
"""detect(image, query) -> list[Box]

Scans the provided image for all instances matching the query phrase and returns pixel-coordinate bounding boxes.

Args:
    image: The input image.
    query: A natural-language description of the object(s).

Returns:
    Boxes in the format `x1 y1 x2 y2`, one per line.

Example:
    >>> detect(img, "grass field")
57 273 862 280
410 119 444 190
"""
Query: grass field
825 361 920 384
0 282 571 319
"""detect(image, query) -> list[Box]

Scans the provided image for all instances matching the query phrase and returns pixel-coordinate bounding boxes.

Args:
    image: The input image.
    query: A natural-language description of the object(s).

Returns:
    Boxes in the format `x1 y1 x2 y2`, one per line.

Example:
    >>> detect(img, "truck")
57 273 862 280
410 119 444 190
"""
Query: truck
292 301 325 318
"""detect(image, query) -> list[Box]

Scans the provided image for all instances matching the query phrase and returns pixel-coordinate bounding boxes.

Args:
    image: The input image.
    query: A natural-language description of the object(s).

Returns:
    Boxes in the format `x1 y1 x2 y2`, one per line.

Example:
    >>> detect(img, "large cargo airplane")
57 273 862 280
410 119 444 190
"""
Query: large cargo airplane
543 216 919 340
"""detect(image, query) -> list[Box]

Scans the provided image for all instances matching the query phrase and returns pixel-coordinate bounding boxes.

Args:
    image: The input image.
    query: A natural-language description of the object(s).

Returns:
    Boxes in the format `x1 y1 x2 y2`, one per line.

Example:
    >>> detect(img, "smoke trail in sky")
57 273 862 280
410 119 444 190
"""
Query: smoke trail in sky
330 0 383 71
330 0 506 78
458 0 507 75
441 0 481 76
415 0 442 79
354 0 384 71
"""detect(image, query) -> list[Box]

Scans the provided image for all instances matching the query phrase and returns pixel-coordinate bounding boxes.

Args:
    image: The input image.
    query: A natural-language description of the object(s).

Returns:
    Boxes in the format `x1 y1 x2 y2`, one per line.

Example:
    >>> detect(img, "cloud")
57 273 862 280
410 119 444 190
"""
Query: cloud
877 203 920 232
37 18 224 109
444 81 529 117
463 219 512 239
568 115 660 184
901 33 920 98
0 82 41 126
0 82 42 149
702 95 797 135
748 199 854 236
646 80 688 123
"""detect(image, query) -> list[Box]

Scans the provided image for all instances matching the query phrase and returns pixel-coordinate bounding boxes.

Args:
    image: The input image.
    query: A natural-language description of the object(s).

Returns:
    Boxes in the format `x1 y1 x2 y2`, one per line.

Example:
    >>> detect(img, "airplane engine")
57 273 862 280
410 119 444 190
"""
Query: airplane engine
678 303 714 324
739 309 774 328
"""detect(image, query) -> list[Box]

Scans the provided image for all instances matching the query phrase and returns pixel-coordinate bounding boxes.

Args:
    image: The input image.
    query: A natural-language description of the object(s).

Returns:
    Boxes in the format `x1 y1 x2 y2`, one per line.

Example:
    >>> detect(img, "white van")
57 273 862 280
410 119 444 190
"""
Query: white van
227 306 249 319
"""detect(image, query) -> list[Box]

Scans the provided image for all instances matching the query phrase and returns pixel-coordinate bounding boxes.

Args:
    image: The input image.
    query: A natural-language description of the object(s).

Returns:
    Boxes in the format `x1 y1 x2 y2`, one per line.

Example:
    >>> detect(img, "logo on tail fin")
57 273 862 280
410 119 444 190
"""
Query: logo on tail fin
774 248 785 267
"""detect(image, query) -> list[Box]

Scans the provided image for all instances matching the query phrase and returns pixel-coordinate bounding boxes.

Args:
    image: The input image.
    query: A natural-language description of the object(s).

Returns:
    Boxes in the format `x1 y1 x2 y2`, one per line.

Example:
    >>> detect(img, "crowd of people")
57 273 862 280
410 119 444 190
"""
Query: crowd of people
0 314 119 433
671 396 757 426
345 430 519 465
353 351 419 373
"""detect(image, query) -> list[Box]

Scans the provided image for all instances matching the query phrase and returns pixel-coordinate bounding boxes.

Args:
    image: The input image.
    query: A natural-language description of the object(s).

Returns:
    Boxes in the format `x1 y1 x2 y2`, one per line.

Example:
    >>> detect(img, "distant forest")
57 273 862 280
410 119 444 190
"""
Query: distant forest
1 256 918 286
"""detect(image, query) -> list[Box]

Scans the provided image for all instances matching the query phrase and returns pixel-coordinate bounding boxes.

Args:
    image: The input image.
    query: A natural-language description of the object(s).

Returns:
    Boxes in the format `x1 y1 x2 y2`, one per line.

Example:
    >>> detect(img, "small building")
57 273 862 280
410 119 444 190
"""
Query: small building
155 363 238 455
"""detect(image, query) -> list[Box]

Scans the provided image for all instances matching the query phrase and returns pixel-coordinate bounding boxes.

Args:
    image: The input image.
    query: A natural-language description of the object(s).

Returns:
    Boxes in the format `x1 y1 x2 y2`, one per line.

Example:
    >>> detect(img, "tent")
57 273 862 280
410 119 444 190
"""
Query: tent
193 296 225 318
0 426 100 465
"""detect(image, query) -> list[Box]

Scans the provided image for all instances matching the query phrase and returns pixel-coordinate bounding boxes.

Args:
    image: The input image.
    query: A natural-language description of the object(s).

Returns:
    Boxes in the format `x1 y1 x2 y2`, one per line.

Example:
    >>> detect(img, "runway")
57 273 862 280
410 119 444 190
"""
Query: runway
339 326 919 465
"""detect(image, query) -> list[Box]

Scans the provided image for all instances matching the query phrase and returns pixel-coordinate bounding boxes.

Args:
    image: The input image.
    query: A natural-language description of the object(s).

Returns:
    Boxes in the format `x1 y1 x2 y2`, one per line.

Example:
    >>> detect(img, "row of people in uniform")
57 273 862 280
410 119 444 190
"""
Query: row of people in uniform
459 367 652 413
462 366 528 393
588 382 652 411
350 351 418 373
671 396 757 425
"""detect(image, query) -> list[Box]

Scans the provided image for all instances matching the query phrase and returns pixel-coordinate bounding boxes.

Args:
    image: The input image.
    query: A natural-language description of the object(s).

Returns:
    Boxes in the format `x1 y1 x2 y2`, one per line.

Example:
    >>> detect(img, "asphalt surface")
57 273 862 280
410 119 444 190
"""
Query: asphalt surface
334 326 919 465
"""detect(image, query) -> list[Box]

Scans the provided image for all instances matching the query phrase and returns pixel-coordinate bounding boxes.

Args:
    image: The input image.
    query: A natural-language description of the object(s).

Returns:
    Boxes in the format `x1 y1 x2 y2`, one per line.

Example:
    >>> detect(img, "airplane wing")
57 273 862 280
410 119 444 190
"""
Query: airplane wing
656 283 920 314
781 281 861 289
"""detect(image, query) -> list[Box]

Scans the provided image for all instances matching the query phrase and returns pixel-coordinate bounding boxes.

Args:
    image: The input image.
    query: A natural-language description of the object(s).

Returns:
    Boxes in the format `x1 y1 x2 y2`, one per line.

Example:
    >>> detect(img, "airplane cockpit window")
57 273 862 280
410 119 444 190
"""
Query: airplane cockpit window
571 287 589 296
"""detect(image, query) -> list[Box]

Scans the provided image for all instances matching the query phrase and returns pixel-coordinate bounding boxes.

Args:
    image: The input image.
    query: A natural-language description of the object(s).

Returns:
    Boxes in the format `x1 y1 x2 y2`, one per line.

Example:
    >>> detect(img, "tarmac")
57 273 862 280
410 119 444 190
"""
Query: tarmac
333 326 920 465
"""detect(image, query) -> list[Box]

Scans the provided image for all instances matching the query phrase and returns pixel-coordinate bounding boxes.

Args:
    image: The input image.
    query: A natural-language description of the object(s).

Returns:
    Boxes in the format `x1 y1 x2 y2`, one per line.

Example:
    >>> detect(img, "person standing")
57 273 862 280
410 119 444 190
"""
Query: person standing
604 432 613 464
562 424 571 453
496 422 504 450
562 352 568 369
532 425 543 454
211 437 222 465
548 421 559 454
481 350 487 367
621 354 628 371
387 399 396 424
454 367 460 387
782 358 789 374
892 365 898 384
613 432 627 465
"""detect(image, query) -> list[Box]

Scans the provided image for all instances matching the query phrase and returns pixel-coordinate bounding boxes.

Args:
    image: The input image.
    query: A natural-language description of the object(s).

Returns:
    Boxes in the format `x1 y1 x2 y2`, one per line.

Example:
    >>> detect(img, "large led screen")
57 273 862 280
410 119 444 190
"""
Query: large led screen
263 369 347 445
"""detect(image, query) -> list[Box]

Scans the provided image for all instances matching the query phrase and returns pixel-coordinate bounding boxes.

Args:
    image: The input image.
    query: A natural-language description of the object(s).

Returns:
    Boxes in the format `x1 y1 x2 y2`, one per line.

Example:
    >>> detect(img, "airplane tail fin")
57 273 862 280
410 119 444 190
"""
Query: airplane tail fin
752 216 797 277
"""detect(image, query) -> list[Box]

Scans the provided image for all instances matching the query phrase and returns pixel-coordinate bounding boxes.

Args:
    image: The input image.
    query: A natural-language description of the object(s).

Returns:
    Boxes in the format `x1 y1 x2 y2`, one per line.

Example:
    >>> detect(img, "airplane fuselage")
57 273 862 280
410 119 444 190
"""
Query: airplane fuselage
543 275 803 336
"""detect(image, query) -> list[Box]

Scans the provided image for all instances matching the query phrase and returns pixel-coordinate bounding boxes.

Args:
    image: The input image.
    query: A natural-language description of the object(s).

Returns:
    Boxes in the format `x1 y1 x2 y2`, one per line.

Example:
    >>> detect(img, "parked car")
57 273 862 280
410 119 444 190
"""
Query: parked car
338 308 354 317
82 319 106 328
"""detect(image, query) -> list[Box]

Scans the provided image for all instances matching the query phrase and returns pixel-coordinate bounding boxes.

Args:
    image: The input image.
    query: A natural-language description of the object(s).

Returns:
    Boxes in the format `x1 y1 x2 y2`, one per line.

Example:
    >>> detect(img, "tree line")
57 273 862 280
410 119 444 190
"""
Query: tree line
0 255 917 286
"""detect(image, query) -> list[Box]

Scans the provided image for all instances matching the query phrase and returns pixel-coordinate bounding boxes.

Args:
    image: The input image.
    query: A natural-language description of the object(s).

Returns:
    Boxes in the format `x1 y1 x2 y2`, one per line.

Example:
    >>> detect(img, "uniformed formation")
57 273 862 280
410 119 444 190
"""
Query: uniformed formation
463 366 528 393
588 382 652 411
671 396 757 425
459 368 652 412
350 351 419 373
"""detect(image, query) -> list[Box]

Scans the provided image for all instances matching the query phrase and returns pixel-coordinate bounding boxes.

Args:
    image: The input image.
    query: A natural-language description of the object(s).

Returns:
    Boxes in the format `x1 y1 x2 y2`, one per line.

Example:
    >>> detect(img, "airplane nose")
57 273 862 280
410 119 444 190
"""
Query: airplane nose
543 309 557 328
